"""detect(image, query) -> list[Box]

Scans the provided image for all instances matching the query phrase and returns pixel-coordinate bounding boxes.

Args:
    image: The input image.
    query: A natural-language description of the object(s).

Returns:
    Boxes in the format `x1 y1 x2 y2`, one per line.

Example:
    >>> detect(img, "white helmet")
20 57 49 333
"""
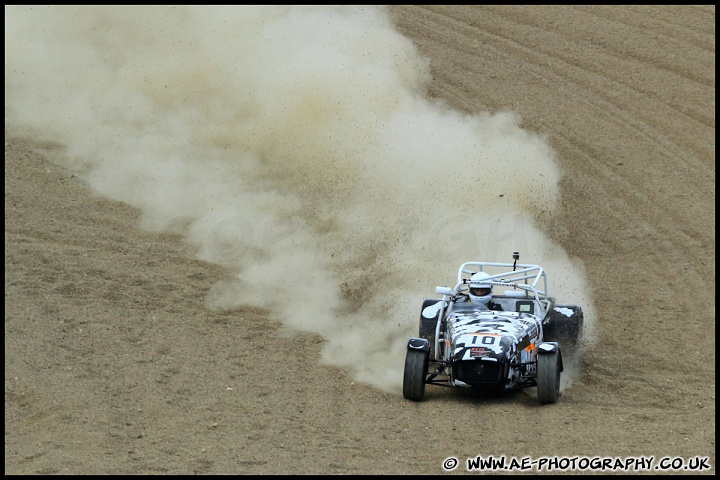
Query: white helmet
468 271 493 305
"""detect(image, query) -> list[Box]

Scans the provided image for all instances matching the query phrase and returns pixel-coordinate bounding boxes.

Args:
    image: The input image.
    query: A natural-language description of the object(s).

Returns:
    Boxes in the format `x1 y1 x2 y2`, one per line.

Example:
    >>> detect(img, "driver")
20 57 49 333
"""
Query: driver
467 271 503 311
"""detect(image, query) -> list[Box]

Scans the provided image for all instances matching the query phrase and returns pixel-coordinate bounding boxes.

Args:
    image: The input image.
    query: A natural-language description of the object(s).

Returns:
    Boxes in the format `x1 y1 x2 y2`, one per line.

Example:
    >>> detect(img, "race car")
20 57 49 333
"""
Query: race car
403 252 583 403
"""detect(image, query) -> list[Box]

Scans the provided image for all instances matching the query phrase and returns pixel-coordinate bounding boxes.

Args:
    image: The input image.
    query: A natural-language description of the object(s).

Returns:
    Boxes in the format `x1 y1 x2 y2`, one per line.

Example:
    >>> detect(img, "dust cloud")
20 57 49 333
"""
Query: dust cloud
5 5 594 392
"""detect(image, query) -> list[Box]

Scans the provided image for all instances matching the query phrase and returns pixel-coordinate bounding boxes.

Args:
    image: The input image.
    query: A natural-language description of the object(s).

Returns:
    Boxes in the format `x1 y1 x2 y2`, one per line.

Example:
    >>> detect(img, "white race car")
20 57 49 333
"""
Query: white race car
403 252 583 403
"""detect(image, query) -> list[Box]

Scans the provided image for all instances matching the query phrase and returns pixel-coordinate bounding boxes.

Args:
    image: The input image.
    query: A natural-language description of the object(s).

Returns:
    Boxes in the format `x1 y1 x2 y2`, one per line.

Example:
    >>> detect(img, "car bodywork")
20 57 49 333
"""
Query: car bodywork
403 253 583 404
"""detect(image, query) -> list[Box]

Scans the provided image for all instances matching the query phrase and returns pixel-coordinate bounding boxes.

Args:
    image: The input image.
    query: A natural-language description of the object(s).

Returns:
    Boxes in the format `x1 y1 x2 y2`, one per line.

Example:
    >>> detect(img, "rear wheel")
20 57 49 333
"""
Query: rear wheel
543 305 583 354
536 350 561 404
403 349 428 401
419 299 444 359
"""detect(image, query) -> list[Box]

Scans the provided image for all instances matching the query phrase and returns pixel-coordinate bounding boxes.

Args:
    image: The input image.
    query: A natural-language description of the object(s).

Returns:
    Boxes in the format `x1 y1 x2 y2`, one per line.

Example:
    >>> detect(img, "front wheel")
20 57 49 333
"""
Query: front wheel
403 349 428 401
536 351 561 404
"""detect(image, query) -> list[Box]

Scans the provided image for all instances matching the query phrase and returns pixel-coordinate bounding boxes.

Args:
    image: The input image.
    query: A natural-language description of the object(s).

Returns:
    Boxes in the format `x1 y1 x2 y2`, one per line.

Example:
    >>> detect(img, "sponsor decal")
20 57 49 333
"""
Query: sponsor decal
470 347 490 357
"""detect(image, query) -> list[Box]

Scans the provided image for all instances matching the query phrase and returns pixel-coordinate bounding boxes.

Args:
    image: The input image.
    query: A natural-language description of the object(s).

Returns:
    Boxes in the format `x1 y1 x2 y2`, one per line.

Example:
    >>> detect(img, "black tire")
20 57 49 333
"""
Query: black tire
403 349 428 401
537 351 561 404
419 299 443 359
543 305 583 354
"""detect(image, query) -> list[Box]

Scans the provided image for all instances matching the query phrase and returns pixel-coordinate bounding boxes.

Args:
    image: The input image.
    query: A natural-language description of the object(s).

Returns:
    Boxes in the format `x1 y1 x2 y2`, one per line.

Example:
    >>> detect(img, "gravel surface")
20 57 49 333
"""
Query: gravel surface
5 5 715 475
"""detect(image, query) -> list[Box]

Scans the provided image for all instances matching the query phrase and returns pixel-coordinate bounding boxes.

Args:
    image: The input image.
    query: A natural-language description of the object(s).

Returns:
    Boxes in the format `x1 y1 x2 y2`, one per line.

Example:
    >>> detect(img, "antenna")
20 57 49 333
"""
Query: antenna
512 251 520 271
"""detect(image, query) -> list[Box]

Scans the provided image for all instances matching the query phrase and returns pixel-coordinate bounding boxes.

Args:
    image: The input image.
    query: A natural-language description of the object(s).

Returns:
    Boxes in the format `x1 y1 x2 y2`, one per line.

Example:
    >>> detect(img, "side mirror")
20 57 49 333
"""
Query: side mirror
436 286 453 295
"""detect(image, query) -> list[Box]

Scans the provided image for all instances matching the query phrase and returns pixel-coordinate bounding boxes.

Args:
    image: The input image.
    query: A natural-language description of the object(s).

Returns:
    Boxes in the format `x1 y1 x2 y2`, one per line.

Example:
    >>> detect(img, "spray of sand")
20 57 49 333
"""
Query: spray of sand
5 5 595 392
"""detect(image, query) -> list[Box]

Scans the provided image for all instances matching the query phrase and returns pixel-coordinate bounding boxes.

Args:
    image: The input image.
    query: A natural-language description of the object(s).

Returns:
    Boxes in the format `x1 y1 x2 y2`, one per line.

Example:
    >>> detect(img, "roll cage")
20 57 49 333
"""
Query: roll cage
431 260 554 360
